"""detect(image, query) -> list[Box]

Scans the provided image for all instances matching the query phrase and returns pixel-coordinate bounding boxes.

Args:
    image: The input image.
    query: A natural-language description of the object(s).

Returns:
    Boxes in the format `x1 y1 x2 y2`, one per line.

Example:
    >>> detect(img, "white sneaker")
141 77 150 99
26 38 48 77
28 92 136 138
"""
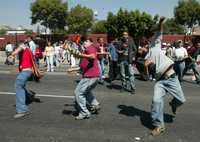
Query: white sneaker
13 112 30 119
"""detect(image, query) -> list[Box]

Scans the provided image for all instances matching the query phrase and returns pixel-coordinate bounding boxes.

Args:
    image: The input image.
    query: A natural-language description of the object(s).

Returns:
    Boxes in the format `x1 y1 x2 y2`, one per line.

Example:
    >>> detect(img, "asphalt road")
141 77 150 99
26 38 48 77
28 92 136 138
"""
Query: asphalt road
0 73 200 142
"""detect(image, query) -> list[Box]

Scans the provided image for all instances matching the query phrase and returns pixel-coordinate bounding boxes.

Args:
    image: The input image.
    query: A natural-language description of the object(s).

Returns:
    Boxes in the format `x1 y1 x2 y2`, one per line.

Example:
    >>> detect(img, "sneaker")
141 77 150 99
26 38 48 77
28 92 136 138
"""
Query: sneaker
13 112 30 119
151 126 165 136
90 104 101 114
130 89 135 95
75 114 90 120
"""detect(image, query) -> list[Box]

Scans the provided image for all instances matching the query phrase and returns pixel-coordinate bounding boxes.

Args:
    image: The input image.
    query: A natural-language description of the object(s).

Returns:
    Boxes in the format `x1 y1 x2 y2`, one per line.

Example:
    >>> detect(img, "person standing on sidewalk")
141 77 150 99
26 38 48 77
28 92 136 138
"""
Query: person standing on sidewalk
44 41 55 72
139 17 186 136
8 41 35 119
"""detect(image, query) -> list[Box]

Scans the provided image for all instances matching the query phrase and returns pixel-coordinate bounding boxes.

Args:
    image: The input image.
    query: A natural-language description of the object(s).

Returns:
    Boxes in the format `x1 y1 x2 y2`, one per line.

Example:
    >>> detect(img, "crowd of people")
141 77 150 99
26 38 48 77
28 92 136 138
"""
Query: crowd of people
6 17 200 136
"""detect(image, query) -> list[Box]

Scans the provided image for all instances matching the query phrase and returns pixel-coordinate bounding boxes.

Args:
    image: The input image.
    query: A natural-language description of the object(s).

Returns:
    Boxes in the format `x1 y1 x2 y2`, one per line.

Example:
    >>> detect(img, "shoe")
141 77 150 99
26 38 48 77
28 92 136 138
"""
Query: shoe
151 126 165 136
90 104 101 114
75 114 90 120
13 112 30 119
130 89 135 95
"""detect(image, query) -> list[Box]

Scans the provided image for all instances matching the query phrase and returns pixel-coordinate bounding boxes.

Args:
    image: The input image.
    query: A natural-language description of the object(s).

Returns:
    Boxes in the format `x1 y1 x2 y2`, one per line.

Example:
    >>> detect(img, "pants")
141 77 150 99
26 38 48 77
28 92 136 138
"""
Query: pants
75 77 99 116
98 59 105 82
46 55 54 71
108 61 118 82
174 61 185 82
183 61 200 82
15 70 32 113
119 61 136 91
151 76 186 127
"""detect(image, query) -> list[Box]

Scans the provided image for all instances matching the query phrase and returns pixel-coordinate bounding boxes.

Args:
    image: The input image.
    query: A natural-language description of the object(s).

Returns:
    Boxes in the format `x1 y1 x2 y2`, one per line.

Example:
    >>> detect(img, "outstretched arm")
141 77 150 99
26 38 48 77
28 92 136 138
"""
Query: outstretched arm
158 17 165 33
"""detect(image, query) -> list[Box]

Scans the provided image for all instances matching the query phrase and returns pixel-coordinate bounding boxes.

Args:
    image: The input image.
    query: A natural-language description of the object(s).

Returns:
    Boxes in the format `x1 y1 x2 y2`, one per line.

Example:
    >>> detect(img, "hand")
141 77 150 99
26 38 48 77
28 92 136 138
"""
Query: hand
159 17 165 23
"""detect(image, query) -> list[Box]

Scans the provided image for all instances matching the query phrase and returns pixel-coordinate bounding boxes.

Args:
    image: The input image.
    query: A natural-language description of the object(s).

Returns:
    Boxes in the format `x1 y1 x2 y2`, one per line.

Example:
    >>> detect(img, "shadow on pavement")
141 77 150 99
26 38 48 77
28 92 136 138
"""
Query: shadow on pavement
118 105 174 130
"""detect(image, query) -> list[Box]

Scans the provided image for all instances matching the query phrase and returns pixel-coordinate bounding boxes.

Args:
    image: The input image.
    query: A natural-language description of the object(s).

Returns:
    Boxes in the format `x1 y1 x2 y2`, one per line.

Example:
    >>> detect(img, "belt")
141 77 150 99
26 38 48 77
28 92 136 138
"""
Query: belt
161 73 176 80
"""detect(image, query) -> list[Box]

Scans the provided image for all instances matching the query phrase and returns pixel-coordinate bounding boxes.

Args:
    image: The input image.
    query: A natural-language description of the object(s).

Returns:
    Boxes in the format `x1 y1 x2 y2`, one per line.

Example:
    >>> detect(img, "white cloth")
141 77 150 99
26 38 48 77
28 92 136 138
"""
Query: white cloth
5 44 13 52
174 47 188 61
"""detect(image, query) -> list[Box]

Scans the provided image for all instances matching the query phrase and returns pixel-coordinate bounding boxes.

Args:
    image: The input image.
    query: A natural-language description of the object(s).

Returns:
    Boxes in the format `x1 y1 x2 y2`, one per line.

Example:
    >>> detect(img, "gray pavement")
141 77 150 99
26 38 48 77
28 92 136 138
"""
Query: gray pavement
0 69 200 142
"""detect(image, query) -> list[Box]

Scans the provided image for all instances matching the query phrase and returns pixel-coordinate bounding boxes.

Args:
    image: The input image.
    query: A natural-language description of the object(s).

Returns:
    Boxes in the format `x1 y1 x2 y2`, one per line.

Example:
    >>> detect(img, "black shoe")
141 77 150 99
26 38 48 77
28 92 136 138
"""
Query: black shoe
169 99 182 115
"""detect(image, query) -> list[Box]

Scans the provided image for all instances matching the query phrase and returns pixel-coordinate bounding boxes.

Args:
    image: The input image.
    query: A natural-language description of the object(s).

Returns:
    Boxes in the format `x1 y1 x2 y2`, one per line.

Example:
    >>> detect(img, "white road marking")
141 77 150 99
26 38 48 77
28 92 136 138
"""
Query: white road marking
0 92 74 99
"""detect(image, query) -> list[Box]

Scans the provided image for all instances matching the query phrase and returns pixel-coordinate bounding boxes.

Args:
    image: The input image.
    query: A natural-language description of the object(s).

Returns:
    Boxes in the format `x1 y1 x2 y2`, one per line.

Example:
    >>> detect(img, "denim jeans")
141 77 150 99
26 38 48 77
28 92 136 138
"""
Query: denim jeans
98 59 105 82
174 61 185 81
46 55 54 71
119 61 136 90
15 70 32 113
75 77 99 116
151 76 186 127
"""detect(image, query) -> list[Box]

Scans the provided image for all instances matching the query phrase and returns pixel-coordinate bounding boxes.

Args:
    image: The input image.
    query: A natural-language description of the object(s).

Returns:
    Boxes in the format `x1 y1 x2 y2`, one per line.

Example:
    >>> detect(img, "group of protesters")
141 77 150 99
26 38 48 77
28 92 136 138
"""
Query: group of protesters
7 17 200 136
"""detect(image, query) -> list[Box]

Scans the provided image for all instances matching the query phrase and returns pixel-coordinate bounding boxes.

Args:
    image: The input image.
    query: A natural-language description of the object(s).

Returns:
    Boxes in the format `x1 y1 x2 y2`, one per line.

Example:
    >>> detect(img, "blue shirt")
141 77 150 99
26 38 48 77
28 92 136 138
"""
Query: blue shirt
108 43 118 61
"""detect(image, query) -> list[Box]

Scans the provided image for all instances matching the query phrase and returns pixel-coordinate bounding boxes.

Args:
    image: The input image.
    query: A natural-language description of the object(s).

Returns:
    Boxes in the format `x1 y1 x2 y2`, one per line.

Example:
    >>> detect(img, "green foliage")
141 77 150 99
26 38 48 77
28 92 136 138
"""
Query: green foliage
174 0 200 28
30 0 68 33
164 18 185 34
67 4 94 34
0 29 6 35
105 8 158 39
91 20 107 33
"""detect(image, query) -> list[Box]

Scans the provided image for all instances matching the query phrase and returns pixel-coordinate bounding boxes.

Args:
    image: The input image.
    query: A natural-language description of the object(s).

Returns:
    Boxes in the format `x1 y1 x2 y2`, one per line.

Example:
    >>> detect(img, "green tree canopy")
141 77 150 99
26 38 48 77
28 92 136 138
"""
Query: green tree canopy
105 8 158 39
67 4 94 34
163 18 185 34
30 0 68 33
91 20 107 33
174 0 200 29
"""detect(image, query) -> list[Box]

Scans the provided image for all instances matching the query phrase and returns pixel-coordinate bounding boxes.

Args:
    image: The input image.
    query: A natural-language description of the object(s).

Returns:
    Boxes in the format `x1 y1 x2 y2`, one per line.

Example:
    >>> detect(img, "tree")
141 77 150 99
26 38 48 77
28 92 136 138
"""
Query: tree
105 9 158 39
67 4 94 34
91 20 107 33
163 18 185 34
0 29 6 35
174 0 200 32
30 0 68 33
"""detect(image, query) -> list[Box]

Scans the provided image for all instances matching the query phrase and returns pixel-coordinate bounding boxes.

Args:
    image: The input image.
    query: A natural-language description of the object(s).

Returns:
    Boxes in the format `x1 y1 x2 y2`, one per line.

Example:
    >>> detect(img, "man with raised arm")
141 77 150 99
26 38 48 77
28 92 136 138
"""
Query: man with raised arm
139 17 186 136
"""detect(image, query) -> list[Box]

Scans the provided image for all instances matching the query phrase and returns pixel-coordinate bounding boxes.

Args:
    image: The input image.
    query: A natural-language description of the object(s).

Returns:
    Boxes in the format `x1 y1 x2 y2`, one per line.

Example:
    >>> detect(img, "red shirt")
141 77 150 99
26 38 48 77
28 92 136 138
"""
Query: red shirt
80 44 99 78
19 47 33 71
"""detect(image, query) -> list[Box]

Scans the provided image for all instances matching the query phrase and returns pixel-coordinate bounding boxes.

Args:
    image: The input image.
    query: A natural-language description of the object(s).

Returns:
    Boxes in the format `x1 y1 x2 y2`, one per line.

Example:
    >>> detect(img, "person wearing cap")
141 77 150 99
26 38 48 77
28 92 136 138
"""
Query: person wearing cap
139 17 185 136
165 43 174 60
173 40 188 82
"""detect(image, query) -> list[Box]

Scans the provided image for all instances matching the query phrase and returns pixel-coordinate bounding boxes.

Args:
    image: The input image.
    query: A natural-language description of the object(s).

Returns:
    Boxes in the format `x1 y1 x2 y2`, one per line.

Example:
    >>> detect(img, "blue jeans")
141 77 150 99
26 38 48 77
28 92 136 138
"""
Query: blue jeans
15 70 32 113
75 77 99 116
151 76 186 127
119 61 136 90
98 59 105 82
174 61 185 81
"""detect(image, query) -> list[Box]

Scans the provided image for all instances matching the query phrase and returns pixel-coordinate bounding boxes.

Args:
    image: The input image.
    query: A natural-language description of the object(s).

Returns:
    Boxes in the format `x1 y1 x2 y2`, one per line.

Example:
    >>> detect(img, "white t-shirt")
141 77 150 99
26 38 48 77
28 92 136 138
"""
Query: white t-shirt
5 44 13 52
174 47 188 61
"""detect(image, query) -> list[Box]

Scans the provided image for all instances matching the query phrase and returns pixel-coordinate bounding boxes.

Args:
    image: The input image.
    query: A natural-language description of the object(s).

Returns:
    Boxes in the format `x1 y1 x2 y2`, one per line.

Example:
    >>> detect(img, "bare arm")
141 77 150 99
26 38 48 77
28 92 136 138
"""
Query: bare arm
9 45 23 57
